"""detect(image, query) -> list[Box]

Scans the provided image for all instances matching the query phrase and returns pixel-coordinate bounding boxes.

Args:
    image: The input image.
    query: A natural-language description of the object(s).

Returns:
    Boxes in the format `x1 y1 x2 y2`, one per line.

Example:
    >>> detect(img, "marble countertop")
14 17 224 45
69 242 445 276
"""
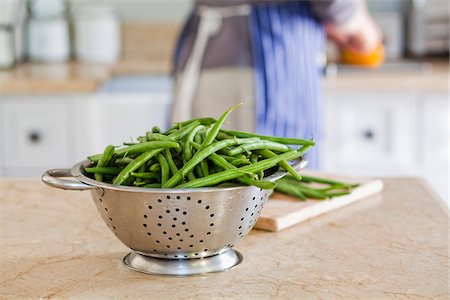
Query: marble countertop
0 178 448 299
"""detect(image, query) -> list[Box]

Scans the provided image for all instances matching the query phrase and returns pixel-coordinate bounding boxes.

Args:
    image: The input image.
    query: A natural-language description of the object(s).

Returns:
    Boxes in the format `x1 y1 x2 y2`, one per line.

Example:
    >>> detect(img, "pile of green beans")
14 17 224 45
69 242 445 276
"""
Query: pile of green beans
84 103 315 189
275 175 359 200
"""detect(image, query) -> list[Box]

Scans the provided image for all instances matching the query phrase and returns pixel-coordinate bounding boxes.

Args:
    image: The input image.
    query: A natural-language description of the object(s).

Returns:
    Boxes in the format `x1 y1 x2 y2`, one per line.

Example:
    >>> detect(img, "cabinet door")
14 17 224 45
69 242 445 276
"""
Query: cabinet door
420 93 449 203
2 98 71 170
422 93 449 167
73 93 172 157
0 101 3 176
324 92 416 175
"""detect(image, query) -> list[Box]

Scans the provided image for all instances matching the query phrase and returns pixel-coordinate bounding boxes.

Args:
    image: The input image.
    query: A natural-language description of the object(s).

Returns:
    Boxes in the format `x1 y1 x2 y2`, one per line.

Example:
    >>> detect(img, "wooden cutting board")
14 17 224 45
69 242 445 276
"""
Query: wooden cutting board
254 172 384 232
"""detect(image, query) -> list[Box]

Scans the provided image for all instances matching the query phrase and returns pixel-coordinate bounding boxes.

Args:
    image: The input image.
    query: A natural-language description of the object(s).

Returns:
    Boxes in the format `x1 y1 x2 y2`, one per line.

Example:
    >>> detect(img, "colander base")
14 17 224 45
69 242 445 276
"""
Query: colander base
123 249 243 276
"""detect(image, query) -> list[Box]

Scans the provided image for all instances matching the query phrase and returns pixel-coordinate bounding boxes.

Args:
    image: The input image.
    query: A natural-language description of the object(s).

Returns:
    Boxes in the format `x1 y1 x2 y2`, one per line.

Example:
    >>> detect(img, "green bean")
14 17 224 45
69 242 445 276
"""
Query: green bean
293 184 328 199
113 149 162 185
258 149 302 181
250 154 263 180
167 117 217 132
275 179 306 200
298 175 359 188
163 128 177 136
207 151 276 190
85 104 322 190
220 154 245 162
149 163 161 172
133 137 148 186
220 129 316 146
163 138 258 188
135 164 147 185
177 147 310 188
183 125 205 161
138 136 147 143
183 125 204 180
85 167 123 176
167 120 201 141
230 158 251 166
198 129 210 177
227 141 292 156
325 191 351 198
199 103 242 150
116 141 179 156
156 153 169 186
276 177 328 199
191 141 253 180
94 145 116 181
194 129 205 178
144 183 162 188
88 141 180 163
163 148 179 177
115 157 134 165
146 132 174 141
190 104 241 177
317 184 352 192
215 131 234 140
130 171 159 179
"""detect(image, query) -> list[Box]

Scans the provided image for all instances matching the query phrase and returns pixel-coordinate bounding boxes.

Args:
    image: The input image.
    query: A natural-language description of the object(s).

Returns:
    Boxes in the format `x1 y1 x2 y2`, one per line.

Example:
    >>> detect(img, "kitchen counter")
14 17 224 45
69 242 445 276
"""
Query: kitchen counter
325 61 449 93
0 23 179 95
0 60 448 94
1 178 448 299
0 60 171 94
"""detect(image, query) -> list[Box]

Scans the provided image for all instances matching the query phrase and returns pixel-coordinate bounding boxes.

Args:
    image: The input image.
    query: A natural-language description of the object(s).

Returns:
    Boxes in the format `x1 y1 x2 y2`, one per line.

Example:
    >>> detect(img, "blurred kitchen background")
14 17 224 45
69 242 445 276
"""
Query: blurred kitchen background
0 0 448 204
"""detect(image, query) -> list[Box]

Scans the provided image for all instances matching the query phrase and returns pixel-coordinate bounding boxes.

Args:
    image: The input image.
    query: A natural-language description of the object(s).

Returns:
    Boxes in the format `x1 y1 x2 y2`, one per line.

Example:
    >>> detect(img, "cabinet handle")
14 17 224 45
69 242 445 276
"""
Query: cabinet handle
28 130 42 144
363 129 375 140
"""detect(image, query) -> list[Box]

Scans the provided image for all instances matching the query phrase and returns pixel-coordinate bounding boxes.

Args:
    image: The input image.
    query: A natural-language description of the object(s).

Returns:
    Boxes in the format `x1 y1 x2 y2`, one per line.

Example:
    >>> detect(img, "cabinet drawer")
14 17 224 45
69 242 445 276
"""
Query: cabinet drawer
2 100 70 169
324 93 416 175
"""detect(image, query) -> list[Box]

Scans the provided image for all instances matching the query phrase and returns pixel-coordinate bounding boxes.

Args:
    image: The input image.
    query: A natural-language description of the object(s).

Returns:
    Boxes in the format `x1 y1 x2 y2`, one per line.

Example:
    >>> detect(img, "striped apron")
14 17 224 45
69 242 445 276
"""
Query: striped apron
250 2 325 169
173 2 325 169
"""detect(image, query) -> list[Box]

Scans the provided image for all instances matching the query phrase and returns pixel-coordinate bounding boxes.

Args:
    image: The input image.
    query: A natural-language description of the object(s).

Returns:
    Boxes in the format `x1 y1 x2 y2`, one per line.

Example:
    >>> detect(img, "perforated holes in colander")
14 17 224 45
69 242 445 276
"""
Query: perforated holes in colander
237 192 268 237
98 197 118 235
143 194 219 258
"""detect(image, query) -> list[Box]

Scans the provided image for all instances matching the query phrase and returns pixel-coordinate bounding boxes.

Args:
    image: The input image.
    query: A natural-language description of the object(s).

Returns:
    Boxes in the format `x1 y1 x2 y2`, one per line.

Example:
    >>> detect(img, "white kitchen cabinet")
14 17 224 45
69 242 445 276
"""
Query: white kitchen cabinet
0 76 173 177
323 89 449 204
421 93 449 167
324 92 417 176
419 92 449 203
90 93 171 147
1 97 72 176
0 101 3 177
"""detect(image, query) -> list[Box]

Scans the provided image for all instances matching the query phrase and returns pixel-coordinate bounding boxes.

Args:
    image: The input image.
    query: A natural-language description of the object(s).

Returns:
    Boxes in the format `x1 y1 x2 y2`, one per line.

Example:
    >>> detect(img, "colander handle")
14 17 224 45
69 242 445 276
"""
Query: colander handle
264 156 308 182
42 168 94 191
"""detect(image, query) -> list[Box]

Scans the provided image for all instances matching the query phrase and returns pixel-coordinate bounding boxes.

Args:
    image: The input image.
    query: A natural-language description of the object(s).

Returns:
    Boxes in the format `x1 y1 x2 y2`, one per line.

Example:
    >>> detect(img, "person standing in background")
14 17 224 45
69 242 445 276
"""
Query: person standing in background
171 0 382 169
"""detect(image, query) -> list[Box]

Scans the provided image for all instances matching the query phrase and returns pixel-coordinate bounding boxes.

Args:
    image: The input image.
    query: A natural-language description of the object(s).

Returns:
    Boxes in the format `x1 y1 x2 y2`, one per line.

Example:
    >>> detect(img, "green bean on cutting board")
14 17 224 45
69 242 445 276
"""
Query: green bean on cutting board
274 175 359 200
83 104 357 198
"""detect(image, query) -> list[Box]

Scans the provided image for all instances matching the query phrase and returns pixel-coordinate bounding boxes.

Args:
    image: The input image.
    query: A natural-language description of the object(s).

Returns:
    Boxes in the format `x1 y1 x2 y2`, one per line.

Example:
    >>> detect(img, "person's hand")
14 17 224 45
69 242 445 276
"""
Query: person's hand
325 7 382 54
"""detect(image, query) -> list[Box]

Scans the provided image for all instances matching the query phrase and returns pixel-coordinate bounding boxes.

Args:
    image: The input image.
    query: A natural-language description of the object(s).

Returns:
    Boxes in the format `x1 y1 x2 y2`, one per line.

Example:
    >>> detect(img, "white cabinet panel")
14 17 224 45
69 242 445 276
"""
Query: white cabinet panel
2 99 71 170
0 101 3 176
422 93 449 167
324 92 416 175
73 93 172 158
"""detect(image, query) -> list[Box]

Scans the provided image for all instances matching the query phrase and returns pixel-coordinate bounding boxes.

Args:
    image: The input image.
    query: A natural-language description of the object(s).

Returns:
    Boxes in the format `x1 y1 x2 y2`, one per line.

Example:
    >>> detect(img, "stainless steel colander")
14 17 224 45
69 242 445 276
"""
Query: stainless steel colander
42 158 307 276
